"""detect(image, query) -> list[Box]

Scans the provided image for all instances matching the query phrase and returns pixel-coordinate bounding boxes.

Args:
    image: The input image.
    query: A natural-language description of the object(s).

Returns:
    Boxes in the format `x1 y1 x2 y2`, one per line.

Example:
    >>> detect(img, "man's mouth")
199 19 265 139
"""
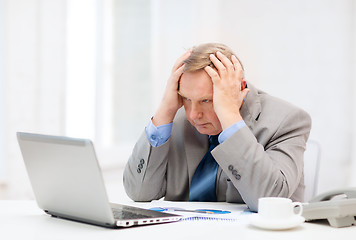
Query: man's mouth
195 123 209 128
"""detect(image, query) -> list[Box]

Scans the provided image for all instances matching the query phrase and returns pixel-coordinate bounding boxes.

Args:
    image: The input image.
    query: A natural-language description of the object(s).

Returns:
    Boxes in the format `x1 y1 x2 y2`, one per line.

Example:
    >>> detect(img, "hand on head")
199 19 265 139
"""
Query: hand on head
152 50 192 127
204 51 250 130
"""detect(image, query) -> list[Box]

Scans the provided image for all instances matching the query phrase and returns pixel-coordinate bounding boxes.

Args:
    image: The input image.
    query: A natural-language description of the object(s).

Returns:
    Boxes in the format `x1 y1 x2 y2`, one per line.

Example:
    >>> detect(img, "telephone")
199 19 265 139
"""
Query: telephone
302 188 356 227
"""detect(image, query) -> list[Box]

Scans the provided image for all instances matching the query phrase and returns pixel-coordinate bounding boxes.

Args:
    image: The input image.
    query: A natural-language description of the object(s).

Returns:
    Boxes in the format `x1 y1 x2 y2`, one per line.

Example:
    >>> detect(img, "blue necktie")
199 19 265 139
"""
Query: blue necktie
189 135 219 202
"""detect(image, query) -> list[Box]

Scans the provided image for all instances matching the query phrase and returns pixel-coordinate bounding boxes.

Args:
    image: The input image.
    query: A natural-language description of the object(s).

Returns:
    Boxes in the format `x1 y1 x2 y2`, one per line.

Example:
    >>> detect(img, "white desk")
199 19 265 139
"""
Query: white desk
1 200 355 240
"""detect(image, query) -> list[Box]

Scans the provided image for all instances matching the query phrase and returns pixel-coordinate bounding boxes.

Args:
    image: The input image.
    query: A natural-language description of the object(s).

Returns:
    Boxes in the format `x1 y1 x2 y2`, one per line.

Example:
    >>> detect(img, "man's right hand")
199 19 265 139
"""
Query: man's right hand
152 50 192 127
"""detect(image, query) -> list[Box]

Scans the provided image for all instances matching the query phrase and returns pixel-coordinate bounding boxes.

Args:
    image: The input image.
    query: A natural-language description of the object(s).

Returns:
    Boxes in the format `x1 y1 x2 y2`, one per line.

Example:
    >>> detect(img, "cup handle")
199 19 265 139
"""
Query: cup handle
292 202 303 216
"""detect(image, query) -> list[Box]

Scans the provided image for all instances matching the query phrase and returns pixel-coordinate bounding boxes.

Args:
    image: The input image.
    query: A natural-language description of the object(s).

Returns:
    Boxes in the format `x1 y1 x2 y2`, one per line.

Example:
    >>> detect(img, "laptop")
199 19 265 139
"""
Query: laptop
16 132 181 228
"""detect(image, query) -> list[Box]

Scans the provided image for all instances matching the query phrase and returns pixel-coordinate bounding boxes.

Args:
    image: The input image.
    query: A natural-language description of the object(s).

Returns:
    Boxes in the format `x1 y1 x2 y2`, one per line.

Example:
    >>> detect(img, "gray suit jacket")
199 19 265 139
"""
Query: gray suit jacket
123 83 312 211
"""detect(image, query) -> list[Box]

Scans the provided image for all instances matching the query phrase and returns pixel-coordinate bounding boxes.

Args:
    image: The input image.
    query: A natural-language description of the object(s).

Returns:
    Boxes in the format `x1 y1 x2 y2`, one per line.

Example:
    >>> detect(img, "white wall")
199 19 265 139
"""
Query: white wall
2 0 67 198
0 0 5 184
349 0 356 186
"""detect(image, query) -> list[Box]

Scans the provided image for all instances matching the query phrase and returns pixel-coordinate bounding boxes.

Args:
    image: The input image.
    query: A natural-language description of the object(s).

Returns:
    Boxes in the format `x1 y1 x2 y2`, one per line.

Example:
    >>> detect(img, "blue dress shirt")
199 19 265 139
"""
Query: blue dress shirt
145 118 246 147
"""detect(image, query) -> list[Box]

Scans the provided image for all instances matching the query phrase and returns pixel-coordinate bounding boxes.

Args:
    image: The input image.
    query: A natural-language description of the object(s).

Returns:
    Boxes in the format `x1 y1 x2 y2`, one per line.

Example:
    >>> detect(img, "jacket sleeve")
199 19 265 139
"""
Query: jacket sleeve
123 131 170 201
212 108 312 212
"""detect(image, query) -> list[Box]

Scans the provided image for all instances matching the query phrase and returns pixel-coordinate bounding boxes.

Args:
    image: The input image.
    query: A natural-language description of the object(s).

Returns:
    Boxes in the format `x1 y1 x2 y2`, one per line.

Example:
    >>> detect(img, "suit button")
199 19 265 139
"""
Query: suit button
232 170 238 176
137 168 141 174
235 174 241 180
138 164 143 169
140 159 145 164
228 165 234 171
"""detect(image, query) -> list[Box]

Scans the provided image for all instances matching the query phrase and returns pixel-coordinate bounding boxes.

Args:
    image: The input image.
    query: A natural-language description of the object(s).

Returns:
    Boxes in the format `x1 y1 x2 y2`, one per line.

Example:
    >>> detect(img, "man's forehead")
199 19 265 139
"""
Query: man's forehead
178 87 213 100
180 70 212 85
179 71 213 98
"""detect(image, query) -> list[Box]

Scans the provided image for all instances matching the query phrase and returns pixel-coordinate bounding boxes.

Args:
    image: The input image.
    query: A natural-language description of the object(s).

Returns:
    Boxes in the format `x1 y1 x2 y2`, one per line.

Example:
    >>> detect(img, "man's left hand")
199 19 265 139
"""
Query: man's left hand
204 51 250 130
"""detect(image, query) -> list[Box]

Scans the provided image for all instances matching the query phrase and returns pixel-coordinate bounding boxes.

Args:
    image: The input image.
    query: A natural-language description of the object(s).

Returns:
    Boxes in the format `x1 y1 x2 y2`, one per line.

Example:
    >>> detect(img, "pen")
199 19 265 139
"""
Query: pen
174 209 216 214
149 207 231 214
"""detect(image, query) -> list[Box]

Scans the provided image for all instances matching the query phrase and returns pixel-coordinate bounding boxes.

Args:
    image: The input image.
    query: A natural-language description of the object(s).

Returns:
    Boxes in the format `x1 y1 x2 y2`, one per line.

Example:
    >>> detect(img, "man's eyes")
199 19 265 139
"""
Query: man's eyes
182 98 211 103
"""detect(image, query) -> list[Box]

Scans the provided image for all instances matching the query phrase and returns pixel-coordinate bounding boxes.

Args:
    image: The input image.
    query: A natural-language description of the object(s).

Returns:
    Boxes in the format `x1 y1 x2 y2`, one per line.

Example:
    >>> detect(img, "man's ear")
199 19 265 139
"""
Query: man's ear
241 79 247 90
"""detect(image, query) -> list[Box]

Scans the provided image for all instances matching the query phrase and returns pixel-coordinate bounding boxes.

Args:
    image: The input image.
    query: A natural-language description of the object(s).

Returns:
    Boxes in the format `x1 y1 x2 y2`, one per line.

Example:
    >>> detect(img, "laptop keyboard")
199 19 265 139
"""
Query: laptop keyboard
112 208 153 220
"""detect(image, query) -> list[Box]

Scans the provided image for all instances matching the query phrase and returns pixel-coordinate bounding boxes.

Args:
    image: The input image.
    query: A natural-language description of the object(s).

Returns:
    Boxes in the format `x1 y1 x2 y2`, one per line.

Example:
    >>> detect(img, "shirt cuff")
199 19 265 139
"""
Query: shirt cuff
218 120 246 143
145 118 173 147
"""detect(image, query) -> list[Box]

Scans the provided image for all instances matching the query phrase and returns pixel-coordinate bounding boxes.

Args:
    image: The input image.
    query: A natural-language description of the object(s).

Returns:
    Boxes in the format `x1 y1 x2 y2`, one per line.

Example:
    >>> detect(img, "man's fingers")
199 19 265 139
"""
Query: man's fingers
216 51 235 72
209 53 226 73
172 64 185 79
231 55 244 78
169 64 185 91
204 66 220 83
172 50 192 72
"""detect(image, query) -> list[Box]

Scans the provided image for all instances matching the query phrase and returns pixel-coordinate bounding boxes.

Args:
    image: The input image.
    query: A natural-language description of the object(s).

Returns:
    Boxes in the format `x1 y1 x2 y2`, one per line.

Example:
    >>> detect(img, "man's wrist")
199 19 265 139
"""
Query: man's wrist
152 114 174 127
218 120 246 143
152 105 178 126
146 118 173 147
220 113 243 130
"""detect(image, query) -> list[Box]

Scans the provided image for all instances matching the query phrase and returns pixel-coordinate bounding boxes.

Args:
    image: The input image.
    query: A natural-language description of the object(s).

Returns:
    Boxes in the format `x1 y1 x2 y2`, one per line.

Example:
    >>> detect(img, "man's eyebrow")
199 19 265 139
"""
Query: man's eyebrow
177 91 213 101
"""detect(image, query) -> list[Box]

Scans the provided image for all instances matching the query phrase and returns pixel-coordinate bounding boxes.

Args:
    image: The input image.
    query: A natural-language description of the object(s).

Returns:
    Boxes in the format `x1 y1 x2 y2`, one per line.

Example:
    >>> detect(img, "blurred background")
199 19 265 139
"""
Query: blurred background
0 0 356 202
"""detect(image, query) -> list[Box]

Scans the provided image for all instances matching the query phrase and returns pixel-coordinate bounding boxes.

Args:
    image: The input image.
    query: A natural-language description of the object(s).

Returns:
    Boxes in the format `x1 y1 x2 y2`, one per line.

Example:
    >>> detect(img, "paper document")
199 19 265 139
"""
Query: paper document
139 200 253 223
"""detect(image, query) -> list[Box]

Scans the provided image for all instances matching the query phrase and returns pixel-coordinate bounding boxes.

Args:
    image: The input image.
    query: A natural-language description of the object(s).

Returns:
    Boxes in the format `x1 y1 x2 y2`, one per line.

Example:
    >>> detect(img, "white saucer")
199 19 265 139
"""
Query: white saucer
249 214 305 230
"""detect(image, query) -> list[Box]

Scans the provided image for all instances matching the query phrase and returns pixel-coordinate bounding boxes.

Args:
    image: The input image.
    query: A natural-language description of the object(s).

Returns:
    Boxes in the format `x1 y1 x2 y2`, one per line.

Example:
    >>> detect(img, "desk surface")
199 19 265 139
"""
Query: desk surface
1 200 355 240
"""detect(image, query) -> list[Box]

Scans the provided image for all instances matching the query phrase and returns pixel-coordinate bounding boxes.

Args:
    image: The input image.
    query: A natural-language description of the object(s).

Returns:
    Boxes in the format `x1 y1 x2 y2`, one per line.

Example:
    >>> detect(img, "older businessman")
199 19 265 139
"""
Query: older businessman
123 43 311 211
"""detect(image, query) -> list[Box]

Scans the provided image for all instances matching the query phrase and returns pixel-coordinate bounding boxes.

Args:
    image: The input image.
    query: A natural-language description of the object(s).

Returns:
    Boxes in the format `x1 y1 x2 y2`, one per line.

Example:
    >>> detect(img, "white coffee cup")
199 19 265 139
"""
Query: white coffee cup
258 197 303 220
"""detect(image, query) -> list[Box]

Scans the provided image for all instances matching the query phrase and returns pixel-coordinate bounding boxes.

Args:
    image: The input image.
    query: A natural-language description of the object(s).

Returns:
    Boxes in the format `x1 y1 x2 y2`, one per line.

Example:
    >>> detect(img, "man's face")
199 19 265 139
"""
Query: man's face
179 70 222 136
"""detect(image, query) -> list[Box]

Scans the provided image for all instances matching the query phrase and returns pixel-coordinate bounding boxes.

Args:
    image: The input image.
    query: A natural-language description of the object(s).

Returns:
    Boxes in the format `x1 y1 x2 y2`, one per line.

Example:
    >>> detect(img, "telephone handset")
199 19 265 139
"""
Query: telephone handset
309 188 356 202
302 187 356 227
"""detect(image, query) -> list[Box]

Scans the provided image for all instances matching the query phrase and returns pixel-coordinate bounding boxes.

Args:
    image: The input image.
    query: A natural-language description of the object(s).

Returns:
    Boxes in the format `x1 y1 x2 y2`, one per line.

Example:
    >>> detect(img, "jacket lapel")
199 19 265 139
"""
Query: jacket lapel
183 121 208 186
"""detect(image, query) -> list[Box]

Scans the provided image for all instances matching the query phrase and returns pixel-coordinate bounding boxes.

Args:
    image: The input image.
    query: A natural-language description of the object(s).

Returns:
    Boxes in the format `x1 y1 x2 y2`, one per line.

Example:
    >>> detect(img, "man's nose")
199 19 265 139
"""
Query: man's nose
189 103 202 120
